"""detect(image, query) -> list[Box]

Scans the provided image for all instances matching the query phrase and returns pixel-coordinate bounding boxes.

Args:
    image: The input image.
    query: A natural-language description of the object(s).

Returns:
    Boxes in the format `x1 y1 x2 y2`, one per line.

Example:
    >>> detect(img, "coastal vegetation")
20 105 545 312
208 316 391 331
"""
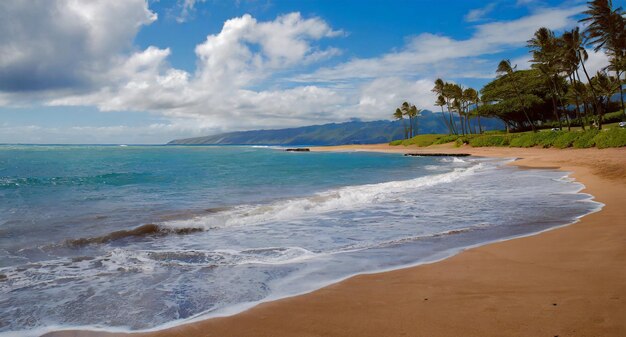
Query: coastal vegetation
391 0 626 148
391 125 626 149
394 102 422 138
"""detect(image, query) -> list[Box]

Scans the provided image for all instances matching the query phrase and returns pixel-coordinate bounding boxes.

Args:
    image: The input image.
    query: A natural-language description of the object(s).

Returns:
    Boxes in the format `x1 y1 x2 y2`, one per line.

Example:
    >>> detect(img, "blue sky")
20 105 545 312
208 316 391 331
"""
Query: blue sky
0 0 620 143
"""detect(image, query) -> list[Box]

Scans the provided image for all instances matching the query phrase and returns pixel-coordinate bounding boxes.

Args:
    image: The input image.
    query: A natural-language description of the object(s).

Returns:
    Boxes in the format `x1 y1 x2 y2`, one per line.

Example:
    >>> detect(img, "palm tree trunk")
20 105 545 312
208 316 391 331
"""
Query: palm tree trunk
445 101 457 135
544 73 563 130
550 96 561 129
401 119 407 139
553 77 570 131
575 69 590 128
569 74 585 130
511 78 536 132
475 101 483 133
615 71 626 121
459 112 465 136
579 51 602 128
439 106 452 134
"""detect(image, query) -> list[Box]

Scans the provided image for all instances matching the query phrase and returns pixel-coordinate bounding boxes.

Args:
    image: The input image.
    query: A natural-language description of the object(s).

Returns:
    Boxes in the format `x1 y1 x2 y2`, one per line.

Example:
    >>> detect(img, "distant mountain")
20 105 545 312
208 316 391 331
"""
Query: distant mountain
168 110 505 145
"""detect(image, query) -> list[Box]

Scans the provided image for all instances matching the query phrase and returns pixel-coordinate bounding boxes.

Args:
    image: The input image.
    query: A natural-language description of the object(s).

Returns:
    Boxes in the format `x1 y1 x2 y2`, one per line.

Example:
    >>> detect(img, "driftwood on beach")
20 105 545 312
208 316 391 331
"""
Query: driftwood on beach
403 153 470 157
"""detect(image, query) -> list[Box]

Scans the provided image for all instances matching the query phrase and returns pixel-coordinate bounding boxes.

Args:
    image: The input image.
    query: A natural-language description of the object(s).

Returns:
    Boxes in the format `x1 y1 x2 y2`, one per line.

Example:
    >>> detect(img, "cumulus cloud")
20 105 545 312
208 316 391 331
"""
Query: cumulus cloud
0 0 156 92
47 12 346 132
298 5 585 82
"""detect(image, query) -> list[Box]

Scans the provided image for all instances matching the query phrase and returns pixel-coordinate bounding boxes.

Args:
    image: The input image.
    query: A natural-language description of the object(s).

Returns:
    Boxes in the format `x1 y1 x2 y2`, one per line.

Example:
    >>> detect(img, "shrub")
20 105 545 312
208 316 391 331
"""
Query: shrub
552 132 580 149
572 130 599 148
389 140 403 146
395 134 462 147
409 134 443 147
454 135 480 147
537 131 562 148
469 135 507 147
593 127 626 149
509 132 540 147
603 110 625 124
433 135 460 144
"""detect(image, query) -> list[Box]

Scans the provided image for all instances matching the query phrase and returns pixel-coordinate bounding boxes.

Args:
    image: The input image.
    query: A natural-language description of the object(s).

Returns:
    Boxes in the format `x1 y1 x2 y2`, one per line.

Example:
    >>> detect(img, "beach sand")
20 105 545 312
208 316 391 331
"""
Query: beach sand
46 145 626 337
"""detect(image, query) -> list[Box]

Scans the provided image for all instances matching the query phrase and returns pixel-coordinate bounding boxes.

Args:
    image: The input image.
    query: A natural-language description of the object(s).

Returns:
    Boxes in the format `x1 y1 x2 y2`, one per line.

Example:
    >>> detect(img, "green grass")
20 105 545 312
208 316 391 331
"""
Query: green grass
390 125 626 149
552 132 580 149
473 128 625 149
572 130 598 148
594 127 626 149
389 134 460 147
468 134 519 147
539 110 625 131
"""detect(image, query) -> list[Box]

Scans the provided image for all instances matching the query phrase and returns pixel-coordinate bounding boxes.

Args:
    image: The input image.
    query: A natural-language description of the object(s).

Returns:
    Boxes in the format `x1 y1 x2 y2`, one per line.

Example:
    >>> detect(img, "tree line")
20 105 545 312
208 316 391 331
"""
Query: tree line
394 0 625 137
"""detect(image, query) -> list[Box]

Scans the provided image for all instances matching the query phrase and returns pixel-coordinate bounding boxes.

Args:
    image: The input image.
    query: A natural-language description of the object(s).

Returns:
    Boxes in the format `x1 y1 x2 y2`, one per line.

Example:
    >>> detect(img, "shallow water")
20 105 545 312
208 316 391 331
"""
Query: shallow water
0 145 600 336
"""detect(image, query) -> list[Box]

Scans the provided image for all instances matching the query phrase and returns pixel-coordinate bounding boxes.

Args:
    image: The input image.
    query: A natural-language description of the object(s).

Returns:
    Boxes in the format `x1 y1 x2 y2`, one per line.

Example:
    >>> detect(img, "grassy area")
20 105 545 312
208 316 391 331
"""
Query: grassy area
538 110 625 131
390 125 626 149
389 134 458 147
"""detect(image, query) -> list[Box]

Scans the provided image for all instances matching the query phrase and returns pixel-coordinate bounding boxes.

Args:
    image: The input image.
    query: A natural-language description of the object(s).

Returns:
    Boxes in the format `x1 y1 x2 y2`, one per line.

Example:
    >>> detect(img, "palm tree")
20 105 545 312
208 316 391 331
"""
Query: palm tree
580 0 626 117
408 106 422 136
528 27 566 129
571 80 592 126
399 102 419 138
432 79 456 134
393 108 408 139
464 87 482 133
401 102 413 138
446 84 465 134
496 59 537 132
561 28 589 129
435 95 453 134
592 71 621 127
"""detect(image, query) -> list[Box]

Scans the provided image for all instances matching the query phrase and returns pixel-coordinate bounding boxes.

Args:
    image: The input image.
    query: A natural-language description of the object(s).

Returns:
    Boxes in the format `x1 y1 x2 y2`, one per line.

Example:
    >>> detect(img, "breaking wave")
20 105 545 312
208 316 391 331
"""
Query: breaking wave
160 163 485 231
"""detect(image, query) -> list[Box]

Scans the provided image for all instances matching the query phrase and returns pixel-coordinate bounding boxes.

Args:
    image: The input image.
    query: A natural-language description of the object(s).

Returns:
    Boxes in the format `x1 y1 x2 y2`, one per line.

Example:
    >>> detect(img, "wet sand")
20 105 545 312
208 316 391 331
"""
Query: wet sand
46 144 626 337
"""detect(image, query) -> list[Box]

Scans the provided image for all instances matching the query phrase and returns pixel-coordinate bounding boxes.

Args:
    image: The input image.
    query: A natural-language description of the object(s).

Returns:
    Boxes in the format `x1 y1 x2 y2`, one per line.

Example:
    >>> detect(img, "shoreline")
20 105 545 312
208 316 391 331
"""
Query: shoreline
45 144 626 337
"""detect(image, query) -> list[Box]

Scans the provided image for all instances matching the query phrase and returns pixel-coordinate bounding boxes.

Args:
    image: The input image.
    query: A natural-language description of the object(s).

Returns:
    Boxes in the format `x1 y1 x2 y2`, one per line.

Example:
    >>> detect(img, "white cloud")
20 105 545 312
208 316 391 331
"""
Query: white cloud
337 78 436 120
298 5 585 83
47 12 347 132
176 0 206 23
0 0 156 92
464 2 498 22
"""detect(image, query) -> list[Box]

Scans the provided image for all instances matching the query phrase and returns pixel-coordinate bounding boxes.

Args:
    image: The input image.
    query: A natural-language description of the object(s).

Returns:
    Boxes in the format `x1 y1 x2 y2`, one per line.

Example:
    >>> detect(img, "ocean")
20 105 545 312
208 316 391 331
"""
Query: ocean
0 145 601 336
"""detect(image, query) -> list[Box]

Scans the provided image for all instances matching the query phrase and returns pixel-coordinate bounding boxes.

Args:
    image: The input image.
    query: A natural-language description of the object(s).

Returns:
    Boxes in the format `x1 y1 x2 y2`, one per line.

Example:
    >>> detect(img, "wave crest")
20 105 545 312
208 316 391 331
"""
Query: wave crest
161 162 484 231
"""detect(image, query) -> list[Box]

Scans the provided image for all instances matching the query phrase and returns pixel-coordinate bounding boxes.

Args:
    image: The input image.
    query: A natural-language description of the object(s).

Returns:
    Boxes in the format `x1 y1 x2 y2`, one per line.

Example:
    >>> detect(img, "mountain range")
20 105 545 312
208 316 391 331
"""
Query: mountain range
168 110 504 145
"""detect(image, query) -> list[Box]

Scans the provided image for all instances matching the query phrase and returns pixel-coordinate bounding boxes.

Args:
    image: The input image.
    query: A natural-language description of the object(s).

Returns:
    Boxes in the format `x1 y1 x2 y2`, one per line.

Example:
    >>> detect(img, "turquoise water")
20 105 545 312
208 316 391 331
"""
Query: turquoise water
0 145 600 336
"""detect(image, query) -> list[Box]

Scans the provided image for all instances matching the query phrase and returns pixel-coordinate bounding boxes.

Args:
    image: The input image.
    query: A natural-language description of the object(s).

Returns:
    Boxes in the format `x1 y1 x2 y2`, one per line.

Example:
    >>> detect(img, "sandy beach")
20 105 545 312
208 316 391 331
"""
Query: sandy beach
47 144 626 337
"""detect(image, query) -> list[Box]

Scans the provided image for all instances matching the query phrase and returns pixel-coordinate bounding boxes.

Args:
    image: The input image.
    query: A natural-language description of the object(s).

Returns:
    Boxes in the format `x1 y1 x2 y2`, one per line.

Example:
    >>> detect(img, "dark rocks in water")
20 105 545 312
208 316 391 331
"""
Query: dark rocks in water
64 223 203 247
285 148 310 152
404 153 470 157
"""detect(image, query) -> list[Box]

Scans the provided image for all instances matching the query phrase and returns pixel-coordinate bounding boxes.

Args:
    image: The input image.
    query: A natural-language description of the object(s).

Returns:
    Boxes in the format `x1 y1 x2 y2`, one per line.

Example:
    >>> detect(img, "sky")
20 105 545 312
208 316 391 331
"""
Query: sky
0 0 621 144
